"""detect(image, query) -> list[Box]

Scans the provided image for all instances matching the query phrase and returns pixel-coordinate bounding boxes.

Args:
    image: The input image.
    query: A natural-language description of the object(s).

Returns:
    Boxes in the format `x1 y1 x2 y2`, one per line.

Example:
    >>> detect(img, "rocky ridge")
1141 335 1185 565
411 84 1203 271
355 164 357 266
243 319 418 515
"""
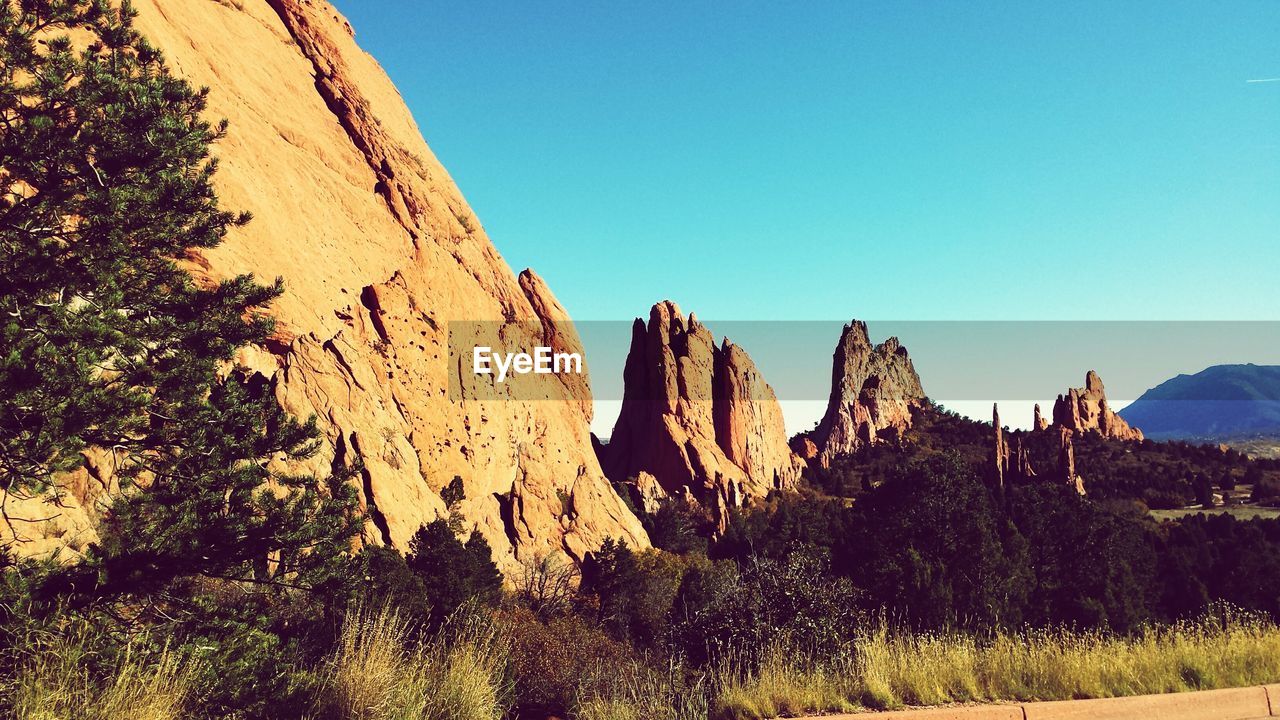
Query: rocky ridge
4 0 647 570
1048 371 1144 442
599 302 804 524
797 321 927 467
994 404 1085 497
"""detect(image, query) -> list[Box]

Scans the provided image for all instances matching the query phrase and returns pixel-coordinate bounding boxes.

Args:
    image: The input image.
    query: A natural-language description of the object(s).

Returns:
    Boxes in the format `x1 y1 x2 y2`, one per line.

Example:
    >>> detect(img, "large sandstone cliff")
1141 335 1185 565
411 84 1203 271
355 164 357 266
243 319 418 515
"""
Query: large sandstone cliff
799 321 926 467
1048 371 1144 442
600 302 804 514
5 0 647 570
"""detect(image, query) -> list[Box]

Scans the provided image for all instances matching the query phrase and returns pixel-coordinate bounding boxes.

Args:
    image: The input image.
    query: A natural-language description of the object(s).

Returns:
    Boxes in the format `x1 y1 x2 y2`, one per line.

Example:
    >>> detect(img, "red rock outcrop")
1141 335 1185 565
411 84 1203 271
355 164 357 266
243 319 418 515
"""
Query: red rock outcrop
715 340 808 493
804 321 926 466
992 403 1037 496
789 435 819 463
1058 428 1086 495
4 0 648 570
993 403 1007 495
1051 371 1144 442
600 302 804 512
1014 436 1036 480
1034 403 1049 431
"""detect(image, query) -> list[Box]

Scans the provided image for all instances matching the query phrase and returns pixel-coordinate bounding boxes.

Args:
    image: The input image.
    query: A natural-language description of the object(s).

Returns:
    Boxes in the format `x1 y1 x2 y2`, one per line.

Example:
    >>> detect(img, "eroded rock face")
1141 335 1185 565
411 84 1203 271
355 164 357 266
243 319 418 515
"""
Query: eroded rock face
805 321 926 466
1034 403 1049 431
715 341 808 495
992 404 1038 499
615 471 667 517
1051 371 1144 442
993 403 1007 495
1014 436 1036 480
790 435 819 462
600 302 803 509
1058 428 1086 496
0 448 117 560
5 0 648 570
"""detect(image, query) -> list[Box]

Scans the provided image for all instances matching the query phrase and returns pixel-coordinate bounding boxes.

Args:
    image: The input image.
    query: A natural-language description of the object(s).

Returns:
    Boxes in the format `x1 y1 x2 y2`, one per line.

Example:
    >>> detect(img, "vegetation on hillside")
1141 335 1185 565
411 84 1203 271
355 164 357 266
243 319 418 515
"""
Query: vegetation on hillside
1119 364 1280 441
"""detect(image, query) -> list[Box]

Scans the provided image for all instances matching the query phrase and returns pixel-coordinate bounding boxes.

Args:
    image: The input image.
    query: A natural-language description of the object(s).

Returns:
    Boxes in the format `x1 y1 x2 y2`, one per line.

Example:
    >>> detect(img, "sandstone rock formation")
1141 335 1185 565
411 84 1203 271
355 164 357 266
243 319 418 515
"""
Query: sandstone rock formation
992 403 1037 497
614 471 668 517
1050 371 1144 442
715 340 808 493
790 435 819 463
1034 403 1049 431
599 301 804 516
802 321 926 467
993 404 1007 495
1058 428 1086 496
3 0 647 571
1014 436 1037 480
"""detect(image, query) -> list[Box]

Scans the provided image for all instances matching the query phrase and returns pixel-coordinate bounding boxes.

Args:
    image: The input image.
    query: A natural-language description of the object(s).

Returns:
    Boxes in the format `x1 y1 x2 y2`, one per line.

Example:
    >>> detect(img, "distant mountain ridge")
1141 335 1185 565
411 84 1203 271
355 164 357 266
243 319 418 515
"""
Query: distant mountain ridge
1119 364 1280 441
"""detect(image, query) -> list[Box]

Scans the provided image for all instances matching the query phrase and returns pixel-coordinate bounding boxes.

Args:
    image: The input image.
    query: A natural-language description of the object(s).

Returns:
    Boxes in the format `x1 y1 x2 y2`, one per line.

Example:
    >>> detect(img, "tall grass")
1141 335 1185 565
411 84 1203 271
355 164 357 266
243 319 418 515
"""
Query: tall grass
8 628 190 720
712 647 856 720
574 657 709 720
713 614 1280 719
9 607 1280 720
315 604 509 720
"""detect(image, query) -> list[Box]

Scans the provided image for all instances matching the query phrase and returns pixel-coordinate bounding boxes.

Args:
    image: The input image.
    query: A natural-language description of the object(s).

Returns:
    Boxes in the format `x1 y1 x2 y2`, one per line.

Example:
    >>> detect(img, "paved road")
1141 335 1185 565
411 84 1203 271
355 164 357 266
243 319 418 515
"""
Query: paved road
796 684 1280 720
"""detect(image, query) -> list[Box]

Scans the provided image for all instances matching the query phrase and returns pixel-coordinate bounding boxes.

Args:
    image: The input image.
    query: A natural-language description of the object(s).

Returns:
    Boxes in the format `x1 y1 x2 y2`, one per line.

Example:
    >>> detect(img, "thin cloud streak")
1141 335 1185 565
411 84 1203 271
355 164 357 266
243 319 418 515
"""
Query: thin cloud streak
1246 77 1280 83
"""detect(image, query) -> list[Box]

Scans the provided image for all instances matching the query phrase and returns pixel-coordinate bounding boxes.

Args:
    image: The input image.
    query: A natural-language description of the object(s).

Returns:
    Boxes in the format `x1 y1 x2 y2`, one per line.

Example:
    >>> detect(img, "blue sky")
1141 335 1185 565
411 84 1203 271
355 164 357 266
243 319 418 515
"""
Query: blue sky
331 1 1278 322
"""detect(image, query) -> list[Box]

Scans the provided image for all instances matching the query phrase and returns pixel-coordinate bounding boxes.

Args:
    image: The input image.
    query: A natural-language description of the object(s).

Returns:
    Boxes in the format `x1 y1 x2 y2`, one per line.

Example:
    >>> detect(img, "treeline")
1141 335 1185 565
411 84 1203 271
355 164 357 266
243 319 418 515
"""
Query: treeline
810 404 1280 508
724 455 1280 631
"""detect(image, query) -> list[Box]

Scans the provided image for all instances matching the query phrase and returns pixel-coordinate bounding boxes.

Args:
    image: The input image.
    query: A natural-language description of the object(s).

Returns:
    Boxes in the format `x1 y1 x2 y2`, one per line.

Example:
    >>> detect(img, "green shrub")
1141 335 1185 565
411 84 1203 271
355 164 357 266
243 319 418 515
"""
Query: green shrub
407 520 503 629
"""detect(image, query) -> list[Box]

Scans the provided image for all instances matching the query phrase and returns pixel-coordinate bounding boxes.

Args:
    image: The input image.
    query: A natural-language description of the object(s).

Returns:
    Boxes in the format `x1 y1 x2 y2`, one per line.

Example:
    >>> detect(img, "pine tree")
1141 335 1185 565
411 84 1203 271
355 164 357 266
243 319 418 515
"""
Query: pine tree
406 519 503 628
0 1 359 600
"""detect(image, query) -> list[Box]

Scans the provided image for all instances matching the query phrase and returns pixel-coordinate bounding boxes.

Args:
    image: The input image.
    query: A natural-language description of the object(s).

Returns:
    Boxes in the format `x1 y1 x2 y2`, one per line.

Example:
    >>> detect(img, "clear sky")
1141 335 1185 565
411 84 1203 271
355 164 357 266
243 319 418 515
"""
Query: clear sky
331 1 1278 323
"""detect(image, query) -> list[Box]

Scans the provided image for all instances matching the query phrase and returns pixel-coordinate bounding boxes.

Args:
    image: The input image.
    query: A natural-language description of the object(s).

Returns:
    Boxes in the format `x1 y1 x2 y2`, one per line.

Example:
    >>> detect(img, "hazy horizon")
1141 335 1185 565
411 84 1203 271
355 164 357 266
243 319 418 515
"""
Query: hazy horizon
330 1 1280 432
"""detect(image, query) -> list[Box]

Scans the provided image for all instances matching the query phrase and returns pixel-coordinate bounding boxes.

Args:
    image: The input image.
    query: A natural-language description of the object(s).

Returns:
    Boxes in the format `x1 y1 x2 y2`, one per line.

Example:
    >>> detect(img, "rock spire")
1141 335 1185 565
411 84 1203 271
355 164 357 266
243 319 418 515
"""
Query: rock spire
599 302 804 522
801 321 926 467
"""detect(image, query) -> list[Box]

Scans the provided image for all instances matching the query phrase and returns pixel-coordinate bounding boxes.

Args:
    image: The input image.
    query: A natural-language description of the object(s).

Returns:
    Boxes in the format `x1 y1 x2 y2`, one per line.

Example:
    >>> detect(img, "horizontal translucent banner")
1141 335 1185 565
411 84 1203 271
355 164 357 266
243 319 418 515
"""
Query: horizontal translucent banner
447 320 1280 404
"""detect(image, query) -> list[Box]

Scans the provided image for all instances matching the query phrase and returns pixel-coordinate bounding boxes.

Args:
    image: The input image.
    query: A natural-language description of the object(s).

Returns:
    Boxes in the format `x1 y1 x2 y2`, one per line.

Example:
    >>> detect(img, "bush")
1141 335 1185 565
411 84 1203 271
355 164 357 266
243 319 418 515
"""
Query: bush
502 607 635 717
645 499 713 555
169 584 325 719
349 545 432 620
1144 488 1190 510
668 548 857 668
1252 476 1280 503
513 552 579 619
407 520 503 628
1012 483 1157 632
846 453 1029 630
581 541 698 649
